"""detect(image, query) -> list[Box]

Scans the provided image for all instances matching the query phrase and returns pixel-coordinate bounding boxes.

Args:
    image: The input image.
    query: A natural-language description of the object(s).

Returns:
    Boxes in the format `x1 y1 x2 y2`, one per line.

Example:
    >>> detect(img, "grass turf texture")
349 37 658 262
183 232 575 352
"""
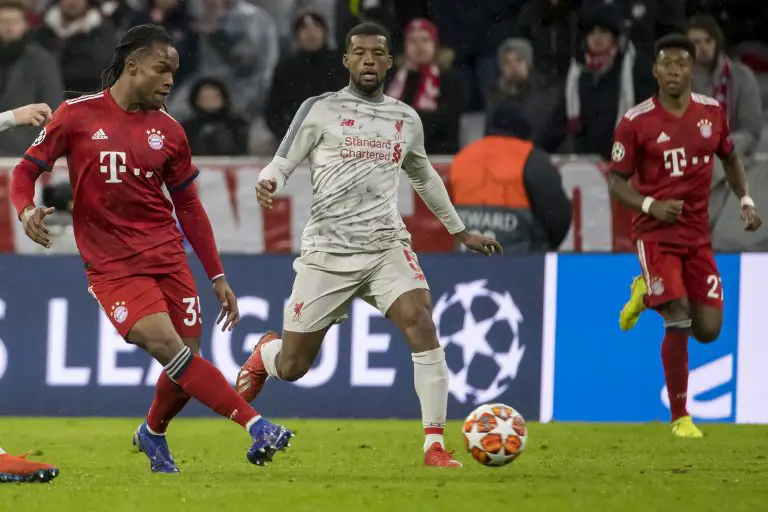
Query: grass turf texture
1 419 767 511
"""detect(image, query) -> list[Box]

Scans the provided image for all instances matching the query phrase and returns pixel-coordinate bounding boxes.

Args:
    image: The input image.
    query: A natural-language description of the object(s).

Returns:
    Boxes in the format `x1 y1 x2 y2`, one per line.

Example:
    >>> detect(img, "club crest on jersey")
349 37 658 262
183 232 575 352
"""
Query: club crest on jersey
32 127 46 146
394 119 404 140
650 277 665 296
698 119 713 139
111 301 128 324
611 142 625 162
146 128 165 150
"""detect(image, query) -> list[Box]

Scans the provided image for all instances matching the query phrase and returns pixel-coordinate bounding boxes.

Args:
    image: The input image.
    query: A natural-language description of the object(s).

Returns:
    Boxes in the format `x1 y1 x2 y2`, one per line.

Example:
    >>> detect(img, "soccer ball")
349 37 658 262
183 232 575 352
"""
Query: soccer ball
463 403 527 466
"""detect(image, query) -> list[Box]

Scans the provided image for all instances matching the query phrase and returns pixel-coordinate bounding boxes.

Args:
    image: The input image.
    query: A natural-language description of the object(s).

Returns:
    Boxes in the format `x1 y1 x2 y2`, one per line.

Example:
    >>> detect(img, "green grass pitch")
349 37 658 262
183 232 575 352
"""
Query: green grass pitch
1 418 767 511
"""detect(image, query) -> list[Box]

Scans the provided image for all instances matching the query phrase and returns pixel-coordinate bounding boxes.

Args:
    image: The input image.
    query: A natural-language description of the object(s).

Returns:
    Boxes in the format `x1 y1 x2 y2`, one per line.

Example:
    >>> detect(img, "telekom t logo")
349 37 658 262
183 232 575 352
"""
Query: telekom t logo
100 151 127 183
100 151 153 183
663 147 687 177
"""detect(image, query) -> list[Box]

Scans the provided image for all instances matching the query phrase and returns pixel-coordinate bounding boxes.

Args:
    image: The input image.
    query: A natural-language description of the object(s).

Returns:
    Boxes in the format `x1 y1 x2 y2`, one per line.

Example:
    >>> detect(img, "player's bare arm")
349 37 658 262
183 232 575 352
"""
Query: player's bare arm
19 206 56 248
0 104 52 132
256 178 276 209
11 103 52 128
212 275 240 331
608 174 683 224
720 151 762 231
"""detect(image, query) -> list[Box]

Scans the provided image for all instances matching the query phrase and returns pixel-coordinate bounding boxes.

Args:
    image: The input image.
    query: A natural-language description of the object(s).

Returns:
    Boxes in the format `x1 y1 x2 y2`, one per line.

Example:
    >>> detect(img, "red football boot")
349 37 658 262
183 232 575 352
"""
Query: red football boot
424 443 462 467
0 451 59 483
236 331 280 403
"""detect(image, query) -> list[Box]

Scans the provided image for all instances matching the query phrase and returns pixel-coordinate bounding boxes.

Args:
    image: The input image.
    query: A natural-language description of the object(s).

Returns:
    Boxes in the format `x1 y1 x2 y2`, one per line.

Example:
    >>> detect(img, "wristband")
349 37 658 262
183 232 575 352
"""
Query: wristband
741 196 755 208
641 197 655 214
211 273 225 282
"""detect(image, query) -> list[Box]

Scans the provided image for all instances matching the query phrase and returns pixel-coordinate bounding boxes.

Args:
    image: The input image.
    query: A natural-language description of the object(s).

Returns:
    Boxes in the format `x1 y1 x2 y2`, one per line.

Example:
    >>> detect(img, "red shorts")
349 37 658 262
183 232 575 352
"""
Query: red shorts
635 240 723 310
88 266 202 339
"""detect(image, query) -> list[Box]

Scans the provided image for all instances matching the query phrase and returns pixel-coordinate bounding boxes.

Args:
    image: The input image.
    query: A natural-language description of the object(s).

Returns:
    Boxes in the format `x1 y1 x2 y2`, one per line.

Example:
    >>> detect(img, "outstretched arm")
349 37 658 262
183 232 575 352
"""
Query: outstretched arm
402 115 502 255
0 104 52 132
11 101 68 247
257 96 324 207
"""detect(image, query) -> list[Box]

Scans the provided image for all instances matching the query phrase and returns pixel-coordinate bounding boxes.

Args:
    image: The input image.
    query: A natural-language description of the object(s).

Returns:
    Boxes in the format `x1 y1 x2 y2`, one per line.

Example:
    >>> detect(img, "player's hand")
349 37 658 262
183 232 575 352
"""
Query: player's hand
256 179 276 209
648 199 684 224
212 276 240 332
455 230 503 256
12 103 52 127
742 205 762 231
20 206 55 248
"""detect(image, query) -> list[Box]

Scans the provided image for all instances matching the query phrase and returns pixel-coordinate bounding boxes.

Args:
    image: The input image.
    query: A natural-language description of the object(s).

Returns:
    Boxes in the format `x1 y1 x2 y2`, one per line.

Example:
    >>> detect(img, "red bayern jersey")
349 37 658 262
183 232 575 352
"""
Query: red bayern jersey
610 94 734 245
23 89 199 278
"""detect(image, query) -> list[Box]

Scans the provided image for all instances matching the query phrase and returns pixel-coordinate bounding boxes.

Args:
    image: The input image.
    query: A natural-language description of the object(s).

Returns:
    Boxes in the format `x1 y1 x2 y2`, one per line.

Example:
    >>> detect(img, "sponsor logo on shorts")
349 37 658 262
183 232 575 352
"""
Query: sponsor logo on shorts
111 301 128 324
292 302 304 323
650 277 665 296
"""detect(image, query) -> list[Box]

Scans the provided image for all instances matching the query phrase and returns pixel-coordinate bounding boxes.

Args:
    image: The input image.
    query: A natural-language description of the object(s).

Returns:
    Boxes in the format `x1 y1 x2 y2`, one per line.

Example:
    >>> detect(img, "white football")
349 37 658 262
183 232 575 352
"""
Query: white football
463 403 527 466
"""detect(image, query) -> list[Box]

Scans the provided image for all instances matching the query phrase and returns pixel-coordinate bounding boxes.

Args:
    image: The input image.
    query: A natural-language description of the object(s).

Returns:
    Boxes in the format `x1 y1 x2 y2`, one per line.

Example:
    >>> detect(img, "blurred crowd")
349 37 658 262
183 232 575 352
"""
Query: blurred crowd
1 0 768 160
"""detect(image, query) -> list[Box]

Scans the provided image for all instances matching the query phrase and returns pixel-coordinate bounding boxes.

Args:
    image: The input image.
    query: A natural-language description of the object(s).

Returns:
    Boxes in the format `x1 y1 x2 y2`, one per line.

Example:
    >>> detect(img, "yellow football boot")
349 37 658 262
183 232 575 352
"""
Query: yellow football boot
672 415 704 439
619 275 648 331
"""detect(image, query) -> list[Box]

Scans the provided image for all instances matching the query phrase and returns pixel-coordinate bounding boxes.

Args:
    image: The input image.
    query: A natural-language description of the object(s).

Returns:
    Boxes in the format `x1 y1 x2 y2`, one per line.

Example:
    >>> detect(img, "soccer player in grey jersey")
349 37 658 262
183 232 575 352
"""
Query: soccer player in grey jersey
236 22 502 467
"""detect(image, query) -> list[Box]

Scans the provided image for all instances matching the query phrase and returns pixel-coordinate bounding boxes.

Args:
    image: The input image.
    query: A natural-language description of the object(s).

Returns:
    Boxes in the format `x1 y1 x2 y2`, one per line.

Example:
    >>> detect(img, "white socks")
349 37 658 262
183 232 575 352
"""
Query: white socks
261 337 284 379
412 346 449 452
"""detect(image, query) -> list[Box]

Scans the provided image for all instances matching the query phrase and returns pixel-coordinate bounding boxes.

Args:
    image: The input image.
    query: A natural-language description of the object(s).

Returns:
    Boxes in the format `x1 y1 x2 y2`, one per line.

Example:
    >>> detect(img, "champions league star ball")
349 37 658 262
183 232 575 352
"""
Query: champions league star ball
463 403 527 466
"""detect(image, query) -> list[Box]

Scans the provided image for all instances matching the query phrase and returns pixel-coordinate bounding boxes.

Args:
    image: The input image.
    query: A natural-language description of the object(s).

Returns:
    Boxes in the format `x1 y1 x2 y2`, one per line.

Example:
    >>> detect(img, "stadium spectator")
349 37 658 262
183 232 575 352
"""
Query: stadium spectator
514 0 579 87
35 0 116 94
334 0 428 55
688 15 763 167
98 0 136 30
385 18 466 155
265 11 346 141
487 38 560 145
0 0 62 156
128 0 199 86
450 100 572 252
430 1 523 108
582 0 686 55
182 77 249 156
538 4 654 160
167 0 279 121
686 0 768 49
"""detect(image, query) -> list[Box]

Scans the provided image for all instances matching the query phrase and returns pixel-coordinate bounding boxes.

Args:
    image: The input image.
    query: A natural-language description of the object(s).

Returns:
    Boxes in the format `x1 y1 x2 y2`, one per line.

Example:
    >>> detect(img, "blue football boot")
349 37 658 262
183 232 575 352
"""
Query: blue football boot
247 418 293 466
132 422 180 474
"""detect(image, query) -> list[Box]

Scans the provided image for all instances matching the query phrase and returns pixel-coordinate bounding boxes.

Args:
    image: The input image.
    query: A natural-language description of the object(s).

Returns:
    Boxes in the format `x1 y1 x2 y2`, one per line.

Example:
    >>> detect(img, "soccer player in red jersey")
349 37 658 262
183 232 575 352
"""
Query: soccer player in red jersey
609 34 761 438
9 25 292 471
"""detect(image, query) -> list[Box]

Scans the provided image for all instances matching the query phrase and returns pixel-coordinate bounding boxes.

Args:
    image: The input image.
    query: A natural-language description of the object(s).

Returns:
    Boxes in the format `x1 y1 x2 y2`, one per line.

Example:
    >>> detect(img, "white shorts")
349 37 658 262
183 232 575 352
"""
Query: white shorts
284 246 430 333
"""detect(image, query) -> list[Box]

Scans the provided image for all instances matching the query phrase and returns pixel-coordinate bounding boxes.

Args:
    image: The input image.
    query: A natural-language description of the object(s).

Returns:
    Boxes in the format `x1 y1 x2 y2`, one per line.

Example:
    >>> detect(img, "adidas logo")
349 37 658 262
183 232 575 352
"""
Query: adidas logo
91 129 108 140
656 132 670 143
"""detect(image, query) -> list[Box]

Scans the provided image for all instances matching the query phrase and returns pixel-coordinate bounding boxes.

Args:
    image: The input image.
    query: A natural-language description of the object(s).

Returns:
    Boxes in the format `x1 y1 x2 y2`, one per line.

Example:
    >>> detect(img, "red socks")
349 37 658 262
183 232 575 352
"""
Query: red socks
166 347 260 429
147 373 190 434
661 322 691 422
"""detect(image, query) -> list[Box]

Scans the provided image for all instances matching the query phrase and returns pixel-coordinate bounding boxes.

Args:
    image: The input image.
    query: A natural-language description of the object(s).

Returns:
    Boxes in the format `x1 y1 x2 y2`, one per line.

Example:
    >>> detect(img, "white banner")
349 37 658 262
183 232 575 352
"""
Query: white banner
0 156 621 254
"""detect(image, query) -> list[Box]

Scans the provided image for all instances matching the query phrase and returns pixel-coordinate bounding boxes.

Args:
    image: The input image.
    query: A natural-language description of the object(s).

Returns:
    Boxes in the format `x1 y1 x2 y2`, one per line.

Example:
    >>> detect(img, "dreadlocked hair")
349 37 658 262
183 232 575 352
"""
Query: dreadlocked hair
101 24 175 89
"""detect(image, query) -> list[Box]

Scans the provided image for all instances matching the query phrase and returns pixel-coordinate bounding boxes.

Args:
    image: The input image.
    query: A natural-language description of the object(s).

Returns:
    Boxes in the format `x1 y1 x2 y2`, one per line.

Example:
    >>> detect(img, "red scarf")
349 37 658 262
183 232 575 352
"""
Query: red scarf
714 58 731 116
386 65 441 111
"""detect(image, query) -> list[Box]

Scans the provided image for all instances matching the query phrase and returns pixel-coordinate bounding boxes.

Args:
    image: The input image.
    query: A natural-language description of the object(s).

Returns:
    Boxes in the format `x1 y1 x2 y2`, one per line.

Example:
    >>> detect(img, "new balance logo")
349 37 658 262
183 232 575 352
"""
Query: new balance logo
92 129 108 140
657 132 670 143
